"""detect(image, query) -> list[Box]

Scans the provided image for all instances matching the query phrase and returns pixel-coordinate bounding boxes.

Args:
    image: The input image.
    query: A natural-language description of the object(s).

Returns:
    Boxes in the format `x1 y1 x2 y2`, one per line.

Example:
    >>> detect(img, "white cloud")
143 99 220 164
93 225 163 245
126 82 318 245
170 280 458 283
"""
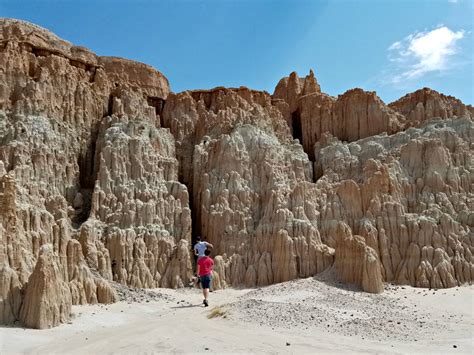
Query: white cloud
387 26 465 83
388 41 401 51
448 0 458 4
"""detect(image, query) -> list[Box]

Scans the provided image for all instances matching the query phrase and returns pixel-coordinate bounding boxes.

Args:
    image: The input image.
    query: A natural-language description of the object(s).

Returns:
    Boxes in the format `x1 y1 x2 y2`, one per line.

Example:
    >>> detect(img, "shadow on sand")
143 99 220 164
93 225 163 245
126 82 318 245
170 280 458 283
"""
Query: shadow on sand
170 304 204 309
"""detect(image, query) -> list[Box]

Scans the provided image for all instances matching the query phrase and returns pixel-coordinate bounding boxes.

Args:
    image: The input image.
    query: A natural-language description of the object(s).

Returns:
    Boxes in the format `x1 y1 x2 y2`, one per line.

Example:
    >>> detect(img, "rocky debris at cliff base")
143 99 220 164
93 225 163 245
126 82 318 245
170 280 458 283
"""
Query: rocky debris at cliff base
3 278 471 354
226 275 467 343
111 282 173 303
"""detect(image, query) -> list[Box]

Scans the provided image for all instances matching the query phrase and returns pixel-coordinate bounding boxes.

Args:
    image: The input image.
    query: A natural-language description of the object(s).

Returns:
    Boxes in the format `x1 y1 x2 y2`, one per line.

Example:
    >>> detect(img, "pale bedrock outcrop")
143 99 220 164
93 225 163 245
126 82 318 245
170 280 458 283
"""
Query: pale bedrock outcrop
389 87 473 124
314 118 473 289
194 125 333 287
334 222 384 293
88 115 192 288
19 244 72 329
280 85 406 160
0 19 177 327
162 86 292 188
273 70 321 115
331 89 406 142
0 19 169 127
0 169 117 325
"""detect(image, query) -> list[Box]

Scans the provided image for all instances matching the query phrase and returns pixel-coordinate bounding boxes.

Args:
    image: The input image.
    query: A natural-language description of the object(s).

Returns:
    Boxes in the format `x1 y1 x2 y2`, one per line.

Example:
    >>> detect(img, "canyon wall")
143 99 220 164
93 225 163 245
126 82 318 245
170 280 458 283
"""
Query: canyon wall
0 19 190 328
0 19 472 329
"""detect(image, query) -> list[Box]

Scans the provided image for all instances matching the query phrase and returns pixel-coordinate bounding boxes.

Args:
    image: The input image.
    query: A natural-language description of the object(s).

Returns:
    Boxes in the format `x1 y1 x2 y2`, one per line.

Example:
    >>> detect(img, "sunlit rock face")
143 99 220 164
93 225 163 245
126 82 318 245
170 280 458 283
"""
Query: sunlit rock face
0 19 189 328
389 87 473 124
193 124 334 288
1 18 472 329
313 118 473 290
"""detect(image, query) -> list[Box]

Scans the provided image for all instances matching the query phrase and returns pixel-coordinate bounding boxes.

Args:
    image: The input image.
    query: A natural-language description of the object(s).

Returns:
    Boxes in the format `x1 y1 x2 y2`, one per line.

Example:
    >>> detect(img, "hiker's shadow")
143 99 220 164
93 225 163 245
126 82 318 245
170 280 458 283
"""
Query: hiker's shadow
170 304 204 309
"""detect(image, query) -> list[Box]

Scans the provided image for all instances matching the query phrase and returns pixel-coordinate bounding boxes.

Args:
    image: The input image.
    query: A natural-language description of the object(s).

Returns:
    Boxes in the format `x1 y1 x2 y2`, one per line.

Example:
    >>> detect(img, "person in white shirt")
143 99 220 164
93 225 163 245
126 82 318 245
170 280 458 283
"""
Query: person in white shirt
194 236 213 261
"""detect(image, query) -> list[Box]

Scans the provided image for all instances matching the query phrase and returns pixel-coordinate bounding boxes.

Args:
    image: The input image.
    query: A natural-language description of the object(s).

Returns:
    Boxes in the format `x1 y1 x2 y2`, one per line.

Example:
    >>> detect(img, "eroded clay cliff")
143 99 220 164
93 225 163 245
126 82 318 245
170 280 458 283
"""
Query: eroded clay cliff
0 18 189 327
0 19 472 329
314 118 473 288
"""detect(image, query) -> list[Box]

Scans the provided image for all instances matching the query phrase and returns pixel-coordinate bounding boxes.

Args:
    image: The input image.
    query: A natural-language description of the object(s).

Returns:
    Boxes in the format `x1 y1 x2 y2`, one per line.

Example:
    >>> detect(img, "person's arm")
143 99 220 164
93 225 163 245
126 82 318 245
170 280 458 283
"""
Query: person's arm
196 260 201 276
194 245 199 256
205 242 214 249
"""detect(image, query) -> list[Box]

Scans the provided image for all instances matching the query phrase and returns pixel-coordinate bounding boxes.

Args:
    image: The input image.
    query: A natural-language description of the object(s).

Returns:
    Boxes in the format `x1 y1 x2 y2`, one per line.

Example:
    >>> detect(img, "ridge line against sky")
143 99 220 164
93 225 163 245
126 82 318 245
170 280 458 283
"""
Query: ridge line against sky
0 0 472 104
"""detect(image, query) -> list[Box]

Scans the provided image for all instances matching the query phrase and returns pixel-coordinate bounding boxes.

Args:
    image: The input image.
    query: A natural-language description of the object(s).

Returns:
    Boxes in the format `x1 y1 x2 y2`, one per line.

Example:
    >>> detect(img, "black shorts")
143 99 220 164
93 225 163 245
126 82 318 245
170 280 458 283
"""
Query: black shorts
200 274 212 289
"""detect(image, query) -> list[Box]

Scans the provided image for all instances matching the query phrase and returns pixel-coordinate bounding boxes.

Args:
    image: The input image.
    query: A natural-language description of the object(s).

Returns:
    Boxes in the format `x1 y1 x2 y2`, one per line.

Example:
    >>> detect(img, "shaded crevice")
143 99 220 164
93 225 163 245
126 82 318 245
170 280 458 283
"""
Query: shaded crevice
24 42 97 70
31 47 51 57
147 96 165 116
27 61 41 82
69 59 93 71
147 96 166 127
190 91 214 112
0 40 8 50
291 108 321 183
291 110 303 144
107 94 115 116
72 126 99 227
189 187 200 246
313 162 322 183
296 255 301 276
89 67 97 83
287 109 321 183
69 59 97 83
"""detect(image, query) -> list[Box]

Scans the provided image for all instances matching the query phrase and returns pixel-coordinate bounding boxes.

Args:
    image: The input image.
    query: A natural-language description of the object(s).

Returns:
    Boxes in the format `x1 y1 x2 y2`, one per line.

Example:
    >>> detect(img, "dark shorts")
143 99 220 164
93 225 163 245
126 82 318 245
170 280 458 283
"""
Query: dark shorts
200 274 212 289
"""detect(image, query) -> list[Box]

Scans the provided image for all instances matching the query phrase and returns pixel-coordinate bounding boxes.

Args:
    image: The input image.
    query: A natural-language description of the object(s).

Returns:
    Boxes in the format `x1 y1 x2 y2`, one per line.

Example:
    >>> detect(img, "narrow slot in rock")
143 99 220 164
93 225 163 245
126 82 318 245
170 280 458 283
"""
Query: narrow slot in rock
292 110 303 143
107 94 115 117
147 96 166 126
72 127 99 227
147 96 165 116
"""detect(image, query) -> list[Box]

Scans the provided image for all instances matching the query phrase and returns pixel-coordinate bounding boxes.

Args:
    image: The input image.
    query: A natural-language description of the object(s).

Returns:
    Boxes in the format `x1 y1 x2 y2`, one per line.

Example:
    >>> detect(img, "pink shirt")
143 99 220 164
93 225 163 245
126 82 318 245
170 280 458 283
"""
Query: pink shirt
197 256 214 276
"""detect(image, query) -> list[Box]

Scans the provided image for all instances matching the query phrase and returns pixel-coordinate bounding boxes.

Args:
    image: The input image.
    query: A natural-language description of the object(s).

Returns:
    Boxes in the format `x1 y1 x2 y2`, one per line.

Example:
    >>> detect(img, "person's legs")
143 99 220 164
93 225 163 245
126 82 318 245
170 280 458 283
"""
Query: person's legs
200 275 211 306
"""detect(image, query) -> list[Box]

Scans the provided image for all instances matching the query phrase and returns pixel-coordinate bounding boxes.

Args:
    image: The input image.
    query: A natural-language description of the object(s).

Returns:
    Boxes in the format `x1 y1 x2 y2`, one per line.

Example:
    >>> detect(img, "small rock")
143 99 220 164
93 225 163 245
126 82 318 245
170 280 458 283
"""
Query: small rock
286 342 290 346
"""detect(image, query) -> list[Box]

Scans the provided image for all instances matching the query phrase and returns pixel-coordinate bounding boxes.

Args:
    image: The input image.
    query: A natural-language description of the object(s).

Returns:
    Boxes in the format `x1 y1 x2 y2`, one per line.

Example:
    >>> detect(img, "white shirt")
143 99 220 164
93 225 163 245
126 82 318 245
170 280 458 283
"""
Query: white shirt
194 241 209 257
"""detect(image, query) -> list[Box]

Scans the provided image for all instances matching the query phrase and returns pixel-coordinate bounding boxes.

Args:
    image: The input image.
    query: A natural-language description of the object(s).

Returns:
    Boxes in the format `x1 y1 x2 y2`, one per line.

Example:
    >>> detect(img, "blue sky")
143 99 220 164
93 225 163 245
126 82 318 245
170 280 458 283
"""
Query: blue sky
0 0 472 104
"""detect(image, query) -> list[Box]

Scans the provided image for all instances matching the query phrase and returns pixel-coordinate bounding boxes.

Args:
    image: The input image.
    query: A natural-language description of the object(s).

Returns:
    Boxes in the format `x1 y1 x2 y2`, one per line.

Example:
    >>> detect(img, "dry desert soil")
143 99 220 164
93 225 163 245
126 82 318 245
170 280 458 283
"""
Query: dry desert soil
1 275 472 354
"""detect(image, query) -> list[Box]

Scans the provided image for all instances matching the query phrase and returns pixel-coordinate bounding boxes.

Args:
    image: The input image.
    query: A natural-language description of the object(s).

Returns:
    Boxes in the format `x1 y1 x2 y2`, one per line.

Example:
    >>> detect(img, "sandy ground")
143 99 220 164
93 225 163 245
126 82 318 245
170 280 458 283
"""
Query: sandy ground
1 276 473 354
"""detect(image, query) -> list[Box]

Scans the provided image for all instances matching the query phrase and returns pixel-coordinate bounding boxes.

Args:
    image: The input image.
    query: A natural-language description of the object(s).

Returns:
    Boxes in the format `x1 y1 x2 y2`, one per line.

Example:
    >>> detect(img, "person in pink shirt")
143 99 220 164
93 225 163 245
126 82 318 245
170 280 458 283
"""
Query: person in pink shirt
197 249 214 307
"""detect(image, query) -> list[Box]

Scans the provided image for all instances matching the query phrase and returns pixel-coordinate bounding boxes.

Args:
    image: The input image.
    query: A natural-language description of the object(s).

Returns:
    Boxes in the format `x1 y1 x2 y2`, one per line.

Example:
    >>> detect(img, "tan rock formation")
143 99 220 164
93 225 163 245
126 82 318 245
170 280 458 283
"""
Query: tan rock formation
273 70 321 114
1 18 473 329
276 83 406 160
0 18 186 328
389 87 473 124
90 116 192 288
332 89 406 142
193 125 333 286
333 222 384 293
314 118 473 289
162 86 292 187
163 86 334 287
19 244 72 329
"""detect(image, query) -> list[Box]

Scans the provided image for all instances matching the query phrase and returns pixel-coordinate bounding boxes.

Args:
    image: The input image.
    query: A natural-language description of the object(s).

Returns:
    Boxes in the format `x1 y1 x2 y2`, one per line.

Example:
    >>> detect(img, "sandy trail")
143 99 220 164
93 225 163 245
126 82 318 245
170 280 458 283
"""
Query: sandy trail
1 277 472 354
